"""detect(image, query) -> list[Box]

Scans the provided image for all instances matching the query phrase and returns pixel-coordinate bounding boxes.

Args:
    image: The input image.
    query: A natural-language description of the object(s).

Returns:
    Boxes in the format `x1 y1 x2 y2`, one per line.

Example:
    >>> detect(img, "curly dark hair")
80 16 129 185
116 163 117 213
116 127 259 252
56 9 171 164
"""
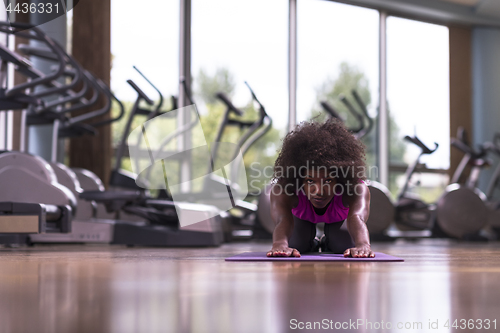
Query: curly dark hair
272 118 366 192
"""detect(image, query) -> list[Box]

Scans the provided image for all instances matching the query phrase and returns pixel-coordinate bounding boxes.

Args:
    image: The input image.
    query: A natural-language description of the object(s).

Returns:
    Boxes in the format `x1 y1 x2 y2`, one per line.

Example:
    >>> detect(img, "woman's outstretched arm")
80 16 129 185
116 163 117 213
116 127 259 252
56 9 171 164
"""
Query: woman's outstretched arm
344 182 374 258
267 185 301 257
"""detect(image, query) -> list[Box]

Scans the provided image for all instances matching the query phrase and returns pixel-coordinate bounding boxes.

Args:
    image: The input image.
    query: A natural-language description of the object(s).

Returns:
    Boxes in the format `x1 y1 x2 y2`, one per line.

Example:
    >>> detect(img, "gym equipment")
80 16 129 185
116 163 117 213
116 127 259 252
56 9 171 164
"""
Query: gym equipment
154 81 274 240
0 153 73 236
0 22 94 244
0 202 68 245
68 71 161 222
1 22 223 246
16 32 217 246
435 128 490 239
110 67 173 191
78 75 224 246
18 44 123 223
352 135 438 236
320 90 373 140
208 83 273 240
393 136 439 230
0 135 75 242
50 73 222 245
3 25 123 227
367 135 439 237
225 252 404 262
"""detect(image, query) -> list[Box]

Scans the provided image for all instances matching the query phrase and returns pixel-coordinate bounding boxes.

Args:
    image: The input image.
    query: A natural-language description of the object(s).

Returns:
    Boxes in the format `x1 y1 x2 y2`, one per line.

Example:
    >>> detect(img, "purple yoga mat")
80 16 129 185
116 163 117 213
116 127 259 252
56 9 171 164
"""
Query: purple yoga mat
225 252 404 262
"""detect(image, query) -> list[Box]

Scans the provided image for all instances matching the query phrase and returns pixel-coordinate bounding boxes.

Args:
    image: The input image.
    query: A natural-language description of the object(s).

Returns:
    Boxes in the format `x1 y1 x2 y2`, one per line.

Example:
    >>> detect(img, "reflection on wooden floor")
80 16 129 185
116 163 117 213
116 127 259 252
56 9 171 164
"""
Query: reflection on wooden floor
1 240 500 333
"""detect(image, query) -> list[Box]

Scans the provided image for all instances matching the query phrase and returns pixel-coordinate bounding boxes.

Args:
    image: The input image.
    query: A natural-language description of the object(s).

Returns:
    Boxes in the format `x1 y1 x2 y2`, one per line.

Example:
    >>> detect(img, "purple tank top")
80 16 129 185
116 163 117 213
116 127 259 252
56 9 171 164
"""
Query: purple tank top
291 191 349 224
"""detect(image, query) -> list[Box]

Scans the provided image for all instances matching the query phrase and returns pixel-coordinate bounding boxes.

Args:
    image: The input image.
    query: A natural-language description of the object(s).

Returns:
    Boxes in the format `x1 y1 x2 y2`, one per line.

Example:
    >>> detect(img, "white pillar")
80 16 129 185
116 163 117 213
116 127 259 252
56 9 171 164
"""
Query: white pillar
288 0 297 132
378 11 388 186
179 0 192 191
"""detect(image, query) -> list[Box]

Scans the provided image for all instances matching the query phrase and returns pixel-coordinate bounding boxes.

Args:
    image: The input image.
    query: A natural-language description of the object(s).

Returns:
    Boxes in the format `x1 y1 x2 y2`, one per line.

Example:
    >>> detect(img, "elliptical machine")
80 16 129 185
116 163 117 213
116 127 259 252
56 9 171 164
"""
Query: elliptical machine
78 74 225 246
344 126 439 236
170 82 274 240
393 136 439 231
363 135 440 236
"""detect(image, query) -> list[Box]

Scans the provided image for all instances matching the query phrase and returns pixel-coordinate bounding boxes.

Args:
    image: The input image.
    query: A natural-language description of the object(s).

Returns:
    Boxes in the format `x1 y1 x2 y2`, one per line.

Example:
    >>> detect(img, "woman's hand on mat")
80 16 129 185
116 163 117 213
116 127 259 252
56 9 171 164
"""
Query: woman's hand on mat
344 245 375 258
267 244 301 257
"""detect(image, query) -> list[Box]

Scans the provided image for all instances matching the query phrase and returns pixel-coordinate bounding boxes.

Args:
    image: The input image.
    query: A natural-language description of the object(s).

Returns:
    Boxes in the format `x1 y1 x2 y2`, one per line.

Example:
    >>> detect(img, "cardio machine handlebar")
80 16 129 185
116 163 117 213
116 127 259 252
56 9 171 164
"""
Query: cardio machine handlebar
457 127 470 147
180 76 195 106
351 90 374 138
244 81 269 119
8 43 100 116
404 135 438 155
0 22 66 97
134 66 164 119
86 83 125 127
216 92 243 116
319 91 372 140
320 101 342 120
479 132 500 157
451 127 486 159
127 80 154 106
450 138 485 159
340 94 364 133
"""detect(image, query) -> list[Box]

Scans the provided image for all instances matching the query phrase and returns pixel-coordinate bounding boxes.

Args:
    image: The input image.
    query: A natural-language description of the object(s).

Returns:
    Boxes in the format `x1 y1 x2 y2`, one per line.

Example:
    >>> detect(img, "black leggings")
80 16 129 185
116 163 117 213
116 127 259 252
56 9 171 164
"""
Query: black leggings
288 216 355 254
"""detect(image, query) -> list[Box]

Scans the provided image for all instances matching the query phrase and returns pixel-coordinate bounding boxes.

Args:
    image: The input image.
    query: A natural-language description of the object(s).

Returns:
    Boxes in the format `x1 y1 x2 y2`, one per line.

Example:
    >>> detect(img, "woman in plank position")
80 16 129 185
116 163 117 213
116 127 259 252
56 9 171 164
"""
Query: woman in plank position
267 119 374 258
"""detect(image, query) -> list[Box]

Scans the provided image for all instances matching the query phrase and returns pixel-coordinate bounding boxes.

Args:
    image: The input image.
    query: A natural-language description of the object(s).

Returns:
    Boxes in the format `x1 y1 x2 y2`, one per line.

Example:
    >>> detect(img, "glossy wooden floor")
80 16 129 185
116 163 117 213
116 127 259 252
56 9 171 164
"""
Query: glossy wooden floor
1 240 500 333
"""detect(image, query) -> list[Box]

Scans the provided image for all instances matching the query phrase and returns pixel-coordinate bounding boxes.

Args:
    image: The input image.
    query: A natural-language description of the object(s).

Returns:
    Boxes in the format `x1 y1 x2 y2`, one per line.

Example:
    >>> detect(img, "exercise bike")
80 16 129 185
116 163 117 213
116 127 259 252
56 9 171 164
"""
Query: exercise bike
434 127 490 239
